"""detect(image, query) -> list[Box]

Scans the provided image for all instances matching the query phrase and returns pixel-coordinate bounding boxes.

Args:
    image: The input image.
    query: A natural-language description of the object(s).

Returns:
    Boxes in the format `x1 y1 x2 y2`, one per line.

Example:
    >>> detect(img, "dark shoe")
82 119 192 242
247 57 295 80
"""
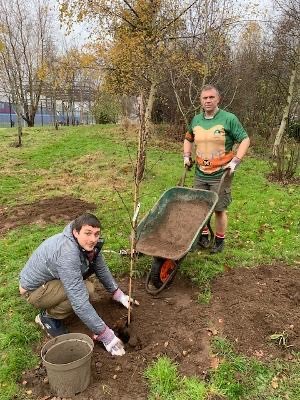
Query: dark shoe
35 311 68 337
210 240 225 254
198 235 210 249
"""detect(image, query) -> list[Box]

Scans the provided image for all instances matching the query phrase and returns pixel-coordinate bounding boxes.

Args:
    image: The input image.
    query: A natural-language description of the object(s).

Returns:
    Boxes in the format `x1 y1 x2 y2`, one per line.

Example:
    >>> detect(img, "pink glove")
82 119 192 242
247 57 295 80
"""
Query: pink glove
113 288 139 309
93 326 125 356
225 156 241 174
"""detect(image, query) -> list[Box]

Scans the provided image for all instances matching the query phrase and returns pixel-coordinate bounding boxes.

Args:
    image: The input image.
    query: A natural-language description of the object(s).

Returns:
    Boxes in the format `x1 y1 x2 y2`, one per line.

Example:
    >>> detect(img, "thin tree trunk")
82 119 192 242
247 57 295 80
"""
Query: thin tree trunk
127 196 140 325
170 71 189 127
273 67 297 156
128 83 156 324
16 110 23 146
27 116 34 127
128 84 156 318
135 82 156 183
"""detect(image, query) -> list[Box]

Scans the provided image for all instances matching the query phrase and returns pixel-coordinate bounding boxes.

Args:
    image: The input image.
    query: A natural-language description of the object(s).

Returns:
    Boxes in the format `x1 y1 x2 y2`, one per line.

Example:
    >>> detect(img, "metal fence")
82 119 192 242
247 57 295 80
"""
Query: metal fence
0 110 95 128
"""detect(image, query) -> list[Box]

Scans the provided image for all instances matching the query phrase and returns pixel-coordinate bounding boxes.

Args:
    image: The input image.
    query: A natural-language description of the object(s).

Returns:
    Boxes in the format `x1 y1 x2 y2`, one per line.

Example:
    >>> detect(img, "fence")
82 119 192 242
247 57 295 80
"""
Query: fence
0 99 95 127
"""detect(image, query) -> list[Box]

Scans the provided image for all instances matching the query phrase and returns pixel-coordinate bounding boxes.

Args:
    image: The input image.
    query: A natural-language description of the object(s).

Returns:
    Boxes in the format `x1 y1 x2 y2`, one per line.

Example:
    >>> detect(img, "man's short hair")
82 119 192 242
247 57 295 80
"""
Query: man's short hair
72 213 101 232
201 84 220 96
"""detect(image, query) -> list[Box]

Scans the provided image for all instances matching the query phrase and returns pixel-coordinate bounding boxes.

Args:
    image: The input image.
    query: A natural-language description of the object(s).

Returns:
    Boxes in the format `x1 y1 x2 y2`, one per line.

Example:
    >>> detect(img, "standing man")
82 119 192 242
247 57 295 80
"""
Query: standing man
183 84 250 253
19 213 138 356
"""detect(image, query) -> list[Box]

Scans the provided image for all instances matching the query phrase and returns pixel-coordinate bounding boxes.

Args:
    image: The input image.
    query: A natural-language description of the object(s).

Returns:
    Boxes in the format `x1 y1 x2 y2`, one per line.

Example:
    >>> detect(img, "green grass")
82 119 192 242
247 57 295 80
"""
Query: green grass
0 124 299 399
145 357 207 400
197 285 212 304
210 337 300 399
144 342 300 400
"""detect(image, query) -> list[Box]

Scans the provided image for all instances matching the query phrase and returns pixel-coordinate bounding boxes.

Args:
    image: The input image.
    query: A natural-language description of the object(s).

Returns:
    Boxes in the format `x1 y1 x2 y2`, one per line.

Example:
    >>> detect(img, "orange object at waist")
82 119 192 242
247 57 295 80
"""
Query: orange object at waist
196 151 234 168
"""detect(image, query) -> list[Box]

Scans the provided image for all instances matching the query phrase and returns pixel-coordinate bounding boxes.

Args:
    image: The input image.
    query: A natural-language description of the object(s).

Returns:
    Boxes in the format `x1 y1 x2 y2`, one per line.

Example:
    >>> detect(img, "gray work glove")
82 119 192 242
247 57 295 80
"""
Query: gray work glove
93 326 125 356
183 152 194 170
113 288 140 309
224 156 241 174
183 156 192 167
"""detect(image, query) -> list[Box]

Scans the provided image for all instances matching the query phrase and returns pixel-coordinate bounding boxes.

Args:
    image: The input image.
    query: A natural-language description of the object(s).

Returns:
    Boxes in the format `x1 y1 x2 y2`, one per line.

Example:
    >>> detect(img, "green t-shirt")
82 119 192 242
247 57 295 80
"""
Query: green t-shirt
185 109 248 180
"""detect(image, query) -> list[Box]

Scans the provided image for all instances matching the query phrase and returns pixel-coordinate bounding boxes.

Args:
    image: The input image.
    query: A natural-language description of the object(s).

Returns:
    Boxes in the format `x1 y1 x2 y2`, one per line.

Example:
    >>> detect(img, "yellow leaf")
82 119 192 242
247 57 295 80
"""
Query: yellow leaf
210 356 220 369
271 376 279 389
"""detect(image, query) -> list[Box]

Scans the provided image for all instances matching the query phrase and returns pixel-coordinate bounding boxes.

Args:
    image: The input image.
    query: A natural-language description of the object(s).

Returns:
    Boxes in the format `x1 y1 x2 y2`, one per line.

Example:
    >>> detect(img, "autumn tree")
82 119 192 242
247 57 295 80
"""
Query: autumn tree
0 0 55 132
58 0 237 189
59 0 207 315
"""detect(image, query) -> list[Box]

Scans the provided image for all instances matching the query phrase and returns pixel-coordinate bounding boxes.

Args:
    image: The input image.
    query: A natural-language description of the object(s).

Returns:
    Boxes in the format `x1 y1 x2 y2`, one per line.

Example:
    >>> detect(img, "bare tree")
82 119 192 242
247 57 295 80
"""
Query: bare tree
0 0 55 132
271 0 299 154
153 0 246 130
60 0 209 321
273 65 298 155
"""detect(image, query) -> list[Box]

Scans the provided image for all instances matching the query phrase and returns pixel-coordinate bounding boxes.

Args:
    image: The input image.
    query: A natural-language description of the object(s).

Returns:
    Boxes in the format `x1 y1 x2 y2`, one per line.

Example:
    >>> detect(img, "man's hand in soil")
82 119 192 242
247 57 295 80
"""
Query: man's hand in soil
224 156 241 174
93 326 125 356
113 288 140 309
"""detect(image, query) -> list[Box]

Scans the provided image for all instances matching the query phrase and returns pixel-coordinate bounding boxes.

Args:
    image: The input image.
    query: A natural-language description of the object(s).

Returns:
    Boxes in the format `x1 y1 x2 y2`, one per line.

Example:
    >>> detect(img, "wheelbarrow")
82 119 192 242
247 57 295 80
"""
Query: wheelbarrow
136 169 229 295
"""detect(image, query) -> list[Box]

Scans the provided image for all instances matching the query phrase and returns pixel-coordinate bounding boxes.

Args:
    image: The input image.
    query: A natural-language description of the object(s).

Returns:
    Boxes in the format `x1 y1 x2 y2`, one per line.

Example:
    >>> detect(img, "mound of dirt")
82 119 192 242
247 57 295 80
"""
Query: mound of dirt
21 264 300 400
22 276 211 400
0 196 96 235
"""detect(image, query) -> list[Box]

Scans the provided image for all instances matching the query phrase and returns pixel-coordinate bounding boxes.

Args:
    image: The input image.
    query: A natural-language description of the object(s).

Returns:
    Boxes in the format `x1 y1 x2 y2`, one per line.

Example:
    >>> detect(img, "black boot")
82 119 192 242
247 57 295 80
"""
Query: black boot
198 234 210 249
210 237 224 254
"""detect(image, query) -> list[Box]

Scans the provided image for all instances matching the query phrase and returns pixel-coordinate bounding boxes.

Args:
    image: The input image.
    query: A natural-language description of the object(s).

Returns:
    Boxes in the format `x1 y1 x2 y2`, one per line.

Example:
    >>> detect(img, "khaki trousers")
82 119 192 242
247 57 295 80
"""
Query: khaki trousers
24 279 95 320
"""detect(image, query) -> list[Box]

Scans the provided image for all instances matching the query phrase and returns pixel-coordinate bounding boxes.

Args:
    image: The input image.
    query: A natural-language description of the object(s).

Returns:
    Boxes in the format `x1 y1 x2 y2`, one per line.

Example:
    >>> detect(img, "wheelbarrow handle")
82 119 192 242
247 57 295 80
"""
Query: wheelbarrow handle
178 164 230 189
177 168 187 187
216 168 231 195
177 164 193 187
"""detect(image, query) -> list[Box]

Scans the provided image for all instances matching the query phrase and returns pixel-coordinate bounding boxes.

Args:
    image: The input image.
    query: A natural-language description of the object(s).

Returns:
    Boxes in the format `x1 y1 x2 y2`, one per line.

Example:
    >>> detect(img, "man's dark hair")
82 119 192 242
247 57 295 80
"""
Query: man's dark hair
72 213 101 232
201 84 220 96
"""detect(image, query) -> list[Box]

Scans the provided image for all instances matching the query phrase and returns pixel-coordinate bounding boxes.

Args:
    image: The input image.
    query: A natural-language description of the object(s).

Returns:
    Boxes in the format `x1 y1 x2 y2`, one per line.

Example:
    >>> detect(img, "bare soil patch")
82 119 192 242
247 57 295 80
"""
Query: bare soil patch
21 264 300 400
0 196 96 235
23 276 211 400
209 263 300 361
267 173 300 186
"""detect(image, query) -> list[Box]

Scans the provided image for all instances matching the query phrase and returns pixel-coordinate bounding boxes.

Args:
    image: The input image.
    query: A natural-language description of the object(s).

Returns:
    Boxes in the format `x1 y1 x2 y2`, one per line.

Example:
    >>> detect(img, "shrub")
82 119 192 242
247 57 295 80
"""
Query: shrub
91 92 121 124
288 121 300 142
269 138 300 181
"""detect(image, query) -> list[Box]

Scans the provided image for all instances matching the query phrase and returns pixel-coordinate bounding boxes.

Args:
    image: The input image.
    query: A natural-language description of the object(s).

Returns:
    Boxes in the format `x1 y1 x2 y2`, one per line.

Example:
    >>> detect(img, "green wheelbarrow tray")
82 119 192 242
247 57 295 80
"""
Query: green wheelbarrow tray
136 187 218 261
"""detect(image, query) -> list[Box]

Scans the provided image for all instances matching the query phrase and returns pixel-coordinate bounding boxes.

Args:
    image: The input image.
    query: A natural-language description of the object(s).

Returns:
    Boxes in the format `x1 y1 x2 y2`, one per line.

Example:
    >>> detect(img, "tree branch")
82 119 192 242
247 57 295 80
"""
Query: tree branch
121 0 140 18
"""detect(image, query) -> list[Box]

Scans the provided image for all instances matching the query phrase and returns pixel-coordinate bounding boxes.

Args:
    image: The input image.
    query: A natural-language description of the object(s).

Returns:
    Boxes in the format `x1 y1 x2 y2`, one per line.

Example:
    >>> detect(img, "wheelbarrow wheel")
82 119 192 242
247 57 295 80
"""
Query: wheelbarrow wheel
150 257 178 289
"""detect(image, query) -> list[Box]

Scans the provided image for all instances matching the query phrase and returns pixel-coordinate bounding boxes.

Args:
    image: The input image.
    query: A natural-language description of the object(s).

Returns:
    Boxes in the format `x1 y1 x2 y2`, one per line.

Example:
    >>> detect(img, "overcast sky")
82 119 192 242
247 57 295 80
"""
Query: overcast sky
50 0 91 49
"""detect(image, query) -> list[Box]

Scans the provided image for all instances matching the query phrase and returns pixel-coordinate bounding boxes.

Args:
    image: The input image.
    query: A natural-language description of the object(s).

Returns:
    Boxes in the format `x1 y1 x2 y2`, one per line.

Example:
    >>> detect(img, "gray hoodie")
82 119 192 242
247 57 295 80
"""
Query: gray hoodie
19 222 118 334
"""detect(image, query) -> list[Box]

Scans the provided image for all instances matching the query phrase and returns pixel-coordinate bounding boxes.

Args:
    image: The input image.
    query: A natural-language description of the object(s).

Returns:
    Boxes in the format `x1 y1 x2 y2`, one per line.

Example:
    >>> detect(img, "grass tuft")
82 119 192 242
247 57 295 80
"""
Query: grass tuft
145 356 180 398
